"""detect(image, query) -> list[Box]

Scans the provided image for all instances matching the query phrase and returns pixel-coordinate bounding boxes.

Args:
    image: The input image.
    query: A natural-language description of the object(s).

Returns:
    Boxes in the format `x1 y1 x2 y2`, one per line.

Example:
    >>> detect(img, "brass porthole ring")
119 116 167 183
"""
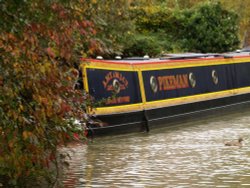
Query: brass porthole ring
189 72 196 88
150 76 158 93
112 79 120 93
212 70 218 85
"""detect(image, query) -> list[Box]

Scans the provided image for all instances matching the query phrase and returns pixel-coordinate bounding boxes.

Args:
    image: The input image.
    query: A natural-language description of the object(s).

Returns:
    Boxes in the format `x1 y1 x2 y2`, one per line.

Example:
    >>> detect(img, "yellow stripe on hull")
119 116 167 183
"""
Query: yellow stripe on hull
92 86 250 115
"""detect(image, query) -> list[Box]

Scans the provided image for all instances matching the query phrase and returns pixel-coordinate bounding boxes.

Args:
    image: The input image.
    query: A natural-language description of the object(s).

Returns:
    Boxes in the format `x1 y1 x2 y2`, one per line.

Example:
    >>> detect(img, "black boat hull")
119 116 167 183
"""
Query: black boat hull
89 92 250 136
81 54 250 137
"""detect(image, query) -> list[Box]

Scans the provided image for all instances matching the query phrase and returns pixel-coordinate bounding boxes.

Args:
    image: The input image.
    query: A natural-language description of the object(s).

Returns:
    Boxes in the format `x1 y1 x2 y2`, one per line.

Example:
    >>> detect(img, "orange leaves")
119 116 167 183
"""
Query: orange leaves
0 76 3 86
59 101 72 115
22 131 33 140
7 110 19 121
1 30 39 63
29 23 39 33
7 33 17 41
8 139 15 149
79 20 94 29
0 1 94 186
23 32 38 47
13 63 22 74
46 47 56 58
59 45 72 60
35 95 55 118
40 97 49 106
0 33 17 54
48 29 60 45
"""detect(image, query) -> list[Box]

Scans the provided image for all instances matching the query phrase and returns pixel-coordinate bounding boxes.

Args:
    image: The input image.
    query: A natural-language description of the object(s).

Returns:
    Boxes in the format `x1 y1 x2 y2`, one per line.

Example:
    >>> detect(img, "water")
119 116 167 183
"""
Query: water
60 110 250 188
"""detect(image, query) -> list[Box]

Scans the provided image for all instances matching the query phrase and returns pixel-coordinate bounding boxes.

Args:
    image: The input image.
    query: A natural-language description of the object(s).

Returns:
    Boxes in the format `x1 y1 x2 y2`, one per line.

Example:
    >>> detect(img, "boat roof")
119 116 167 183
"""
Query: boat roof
82 51 250 65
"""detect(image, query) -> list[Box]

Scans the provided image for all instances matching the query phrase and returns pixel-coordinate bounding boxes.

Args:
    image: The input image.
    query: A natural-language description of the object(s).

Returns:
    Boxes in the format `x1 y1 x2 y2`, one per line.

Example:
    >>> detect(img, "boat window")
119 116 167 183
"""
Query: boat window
150 76 158 93
189 72 196 88
212 70 219 85
113 79 120 93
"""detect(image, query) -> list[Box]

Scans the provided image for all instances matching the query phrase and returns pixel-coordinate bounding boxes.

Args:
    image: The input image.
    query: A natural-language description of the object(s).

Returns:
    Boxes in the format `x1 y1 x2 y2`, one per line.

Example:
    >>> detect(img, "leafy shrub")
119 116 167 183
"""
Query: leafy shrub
123 34 162 57
0 1 97 186
129 2 240 54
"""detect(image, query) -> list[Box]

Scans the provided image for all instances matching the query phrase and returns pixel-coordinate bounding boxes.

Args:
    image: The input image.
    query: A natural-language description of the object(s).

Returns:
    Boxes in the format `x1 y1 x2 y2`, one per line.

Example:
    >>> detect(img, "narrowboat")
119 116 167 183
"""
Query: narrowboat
80 49 250 136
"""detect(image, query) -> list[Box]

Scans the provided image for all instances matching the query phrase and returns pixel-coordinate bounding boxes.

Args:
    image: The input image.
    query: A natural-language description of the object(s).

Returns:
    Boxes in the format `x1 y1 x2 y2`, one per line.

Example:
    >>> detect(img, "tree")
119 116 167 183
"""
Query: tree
127 1 240 55
0 0 98 186
219 0 250 47
84 0 136 58
126 3 177 56
177 2 240 52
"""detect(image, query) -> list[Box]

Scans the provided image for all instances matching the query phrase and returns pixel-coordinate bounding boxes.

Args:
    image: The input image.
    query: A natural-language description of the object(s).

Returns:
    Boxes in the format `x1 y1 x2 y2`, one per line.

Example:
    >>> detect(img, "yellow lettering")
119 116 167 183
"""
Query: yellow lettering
176 75 181 89
168 76 175 90
182 74 189 87
158 76 163 91
103 71 129 90
106 96 130 105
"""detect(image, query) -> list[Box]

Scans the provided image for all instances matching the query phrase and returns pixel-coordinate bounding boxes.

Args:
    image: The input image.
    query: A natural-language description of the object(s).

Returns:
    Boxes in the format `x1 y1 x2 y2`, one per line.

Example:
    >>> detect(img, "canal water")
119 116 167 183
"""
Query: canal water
60 110 250 188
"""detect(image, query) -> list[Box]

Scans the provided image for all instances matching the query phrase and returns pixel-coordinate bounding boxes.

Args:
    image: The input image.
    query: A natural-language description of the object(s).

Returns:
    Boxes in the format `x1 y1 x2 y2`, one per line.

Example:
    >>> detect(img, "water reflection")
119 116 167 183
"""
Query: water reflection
60 111 250 187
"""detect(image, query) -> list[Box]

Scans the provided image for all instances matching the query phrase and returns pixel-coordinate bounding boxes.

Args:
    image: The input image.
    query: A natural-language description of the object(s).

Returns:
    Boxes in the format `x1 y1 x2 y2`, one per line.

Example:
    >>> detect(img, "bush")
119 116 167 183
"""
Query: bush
123 34 161 57
129 2 240 54
178 2 240 52
0 1 97 186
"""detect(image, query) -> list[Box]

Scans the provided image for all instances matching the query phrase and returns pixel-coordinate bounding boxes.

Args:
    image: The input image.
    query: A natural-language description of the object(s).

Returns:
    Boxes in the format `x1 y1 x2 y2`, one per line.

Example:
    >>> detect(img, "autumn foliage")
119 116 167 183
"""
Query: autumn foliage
0 0 249 186
0 0 99 186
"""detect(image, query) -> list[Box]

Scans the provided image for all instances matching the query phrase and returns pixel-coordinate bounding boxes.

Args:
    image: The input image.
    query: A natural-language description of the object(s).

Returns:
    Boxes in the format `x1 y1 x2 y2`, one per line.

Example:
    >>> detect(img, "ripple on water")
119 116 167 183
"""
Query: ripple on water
61 111 250 187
